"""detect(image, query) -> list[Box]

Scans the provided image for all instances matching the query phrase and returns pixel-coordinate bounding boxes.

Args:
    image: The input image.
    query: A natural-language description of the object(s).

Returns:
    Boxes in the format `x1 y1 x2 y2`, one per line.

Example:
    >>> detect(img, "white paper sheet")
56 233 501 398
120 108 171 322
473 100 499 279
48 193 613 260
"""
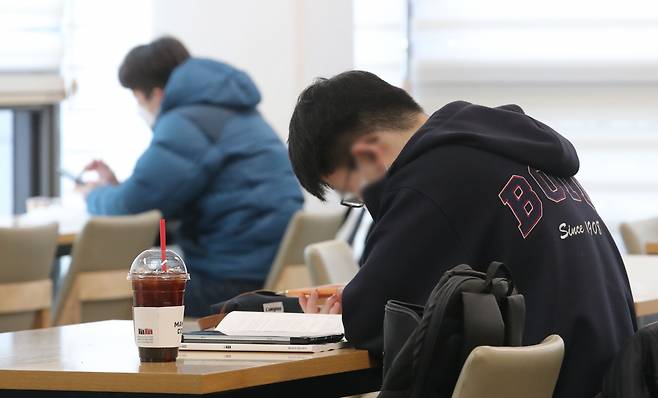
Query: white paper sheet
216 311 344 337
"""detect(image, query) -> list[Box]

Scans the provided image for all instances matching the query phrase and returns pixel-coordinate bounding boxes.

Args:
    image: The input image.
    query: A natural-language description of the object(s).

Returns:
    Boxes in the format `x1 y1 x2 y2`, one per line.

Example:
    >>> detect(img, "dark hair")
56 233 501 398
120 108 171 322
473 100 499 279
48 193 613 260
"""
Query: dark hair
288 70 423 200
118 36 191 96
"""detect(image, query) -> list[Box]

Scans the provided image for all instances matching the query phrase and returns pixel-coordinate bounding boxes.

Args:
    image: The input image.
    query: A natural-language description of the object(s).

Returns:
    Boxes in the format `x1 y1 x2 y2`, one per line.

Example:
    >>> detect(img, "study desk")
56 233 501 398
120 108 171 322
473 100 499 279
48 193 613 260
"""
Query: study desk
0 205 88 255
624 255 658 317
645 242 658 255
0 321 381 397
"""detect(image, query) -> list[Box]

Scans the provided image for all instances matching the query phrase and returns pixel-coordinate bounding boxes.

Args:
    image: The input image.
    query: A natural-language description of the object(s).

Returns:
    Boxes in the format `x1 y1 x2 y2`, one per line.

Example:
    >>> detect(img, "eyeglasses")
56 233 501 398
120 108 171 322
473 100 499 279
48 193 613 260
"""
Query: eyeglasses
340 194 365 208
339 167 364 208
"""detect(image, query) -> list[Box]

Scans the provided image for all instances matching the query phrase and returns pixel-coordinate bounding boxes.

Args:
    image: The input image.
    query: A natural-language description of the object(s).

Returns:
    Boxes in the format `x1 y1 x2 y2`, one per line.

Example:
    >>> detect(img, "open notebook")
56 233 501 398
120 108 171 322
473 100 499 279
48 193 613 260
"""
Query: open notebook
181 311 346 353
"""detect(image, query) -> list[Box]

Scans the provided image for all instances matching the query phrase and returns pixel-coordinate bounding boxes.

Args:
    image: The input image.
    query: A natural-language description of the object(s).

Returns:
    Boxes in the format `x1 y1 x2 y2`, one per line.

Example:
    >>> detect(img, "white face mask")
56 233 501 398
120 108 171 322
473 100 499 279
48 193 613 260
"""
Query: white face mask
138 106 156 128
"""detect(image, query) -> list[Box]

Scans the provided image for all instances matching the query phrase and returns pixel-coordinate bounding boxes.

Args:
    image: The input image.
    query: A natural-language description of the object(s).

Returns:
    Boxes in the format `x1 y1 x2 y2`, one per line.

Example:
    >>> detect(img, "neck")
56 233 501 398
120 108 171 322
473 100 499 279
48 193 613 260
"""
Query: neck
403 112 429 140
385 113 429 167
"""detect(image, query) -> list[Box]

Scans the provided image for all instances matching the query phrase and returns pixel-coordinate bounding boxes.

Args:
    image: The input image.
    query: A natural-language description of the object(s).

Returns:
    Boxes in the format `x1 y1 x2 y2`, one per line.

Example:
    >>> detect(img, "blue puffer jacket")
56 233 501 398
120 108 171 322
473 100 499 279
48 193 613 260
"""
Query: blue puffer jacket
87 58 304 281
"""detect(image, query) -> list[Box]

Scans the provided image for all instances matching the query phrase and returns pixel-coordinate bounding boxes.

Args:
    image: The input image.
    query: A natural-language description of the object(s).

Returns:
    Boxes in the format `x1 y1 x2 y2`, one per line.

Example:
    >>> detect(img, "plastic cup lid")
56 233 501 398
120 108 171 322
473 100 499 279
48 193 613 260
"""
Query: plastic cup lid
127 249 190 280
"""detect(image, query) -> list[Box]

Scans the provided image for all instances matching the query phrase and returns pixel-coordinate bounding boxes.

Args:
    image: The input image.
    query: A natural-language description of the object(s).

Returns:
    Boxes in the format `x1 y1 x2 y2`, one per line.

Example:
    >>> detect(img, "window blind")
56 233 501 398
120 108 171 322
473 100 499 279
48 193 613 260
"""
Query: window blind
412 0 658 83
0 0 65 104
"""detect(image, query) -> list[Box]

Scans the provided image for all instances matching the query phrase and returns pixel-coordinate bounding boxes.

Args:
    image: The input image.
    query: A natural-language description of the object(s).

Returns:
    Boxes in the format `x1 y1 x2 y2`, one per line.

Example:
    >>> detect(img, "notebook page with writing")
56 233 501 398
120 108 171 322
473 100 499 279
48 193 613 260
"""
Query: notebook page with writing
216 311 344 337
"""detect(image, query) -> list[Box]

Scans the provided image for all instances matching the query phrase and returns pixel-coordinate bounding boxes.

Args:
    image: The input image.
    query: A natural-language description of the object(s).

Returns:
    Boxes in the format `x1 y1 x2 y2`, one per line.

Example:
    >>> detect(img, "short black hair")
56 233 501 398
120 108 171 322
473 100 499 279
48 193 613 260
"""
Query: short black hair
118 36 191 96
288 70 423 200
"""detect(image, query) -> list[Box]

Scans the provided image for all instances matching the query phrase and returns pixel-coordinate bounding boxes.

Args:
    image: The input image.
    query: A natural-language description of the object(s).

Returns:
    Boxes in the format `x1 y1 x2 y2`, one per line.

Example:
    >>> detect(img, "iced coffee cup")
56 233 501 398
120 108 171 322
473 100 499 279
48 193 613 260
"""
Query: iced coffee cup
128 248 189 362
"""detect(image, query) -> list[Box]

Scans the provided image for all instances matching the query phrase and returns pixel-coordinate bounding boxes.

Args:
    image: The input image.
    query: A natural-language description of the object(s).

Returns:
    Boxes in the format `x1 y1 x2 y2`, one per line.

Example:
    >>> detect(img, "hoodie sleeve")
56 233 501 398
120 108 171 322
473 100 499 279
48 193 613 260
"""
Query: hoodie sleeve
341 187 465 354
86 113 212 217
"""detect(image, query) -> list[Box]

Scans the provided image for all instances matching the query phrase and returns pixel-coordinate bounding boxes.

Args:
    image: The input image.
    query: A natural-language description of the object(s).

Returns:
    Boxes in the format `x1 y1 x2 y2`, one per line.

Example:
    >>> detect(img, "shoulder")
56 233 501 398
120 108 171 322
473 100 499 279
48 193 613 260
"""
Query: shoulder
394 145 501 184
148 108 215 159
388 145 516 205
154 108 202 137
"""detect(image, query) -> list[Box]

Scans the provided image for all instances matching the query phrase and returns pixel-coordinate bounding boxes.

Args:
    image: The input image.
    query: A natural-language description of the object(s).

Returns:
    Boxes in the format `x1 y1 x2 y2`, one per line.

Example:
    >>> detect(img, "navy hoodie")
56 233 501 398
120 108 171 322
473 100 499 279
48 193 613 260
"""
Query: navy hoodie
342 101 637 397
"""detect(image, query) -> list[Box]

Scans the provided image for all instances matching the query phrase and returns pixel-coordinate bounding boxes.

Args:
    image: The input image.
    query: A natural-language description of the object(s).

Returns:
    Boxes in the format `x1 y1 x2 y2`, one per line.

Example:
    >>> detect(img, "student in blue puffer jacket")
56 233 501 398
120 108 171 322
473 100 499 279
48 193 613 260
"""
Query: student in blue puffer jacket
78 37 304 316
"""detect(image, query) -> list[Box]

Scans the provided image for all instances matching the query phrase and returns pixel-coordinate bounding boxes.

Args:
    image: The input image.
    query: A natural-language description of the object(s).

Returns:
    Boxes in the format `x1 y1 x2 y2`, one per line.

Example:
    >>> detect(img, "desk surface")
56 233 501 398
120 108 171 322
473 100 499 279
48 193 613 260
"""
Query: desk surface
0 206 88 247
0 320 376 395
624 255 658 317
55 232 76 246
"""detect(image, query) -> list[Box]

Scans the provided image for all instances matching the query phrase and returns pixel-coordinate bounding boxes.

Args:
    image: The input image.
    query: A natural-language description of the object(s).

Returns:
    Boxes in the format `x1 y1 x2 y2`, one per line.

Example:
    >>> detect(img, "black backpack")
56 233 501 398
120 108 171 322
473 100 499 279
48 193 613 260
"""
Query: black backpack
378 262 526 398
596 322 658 398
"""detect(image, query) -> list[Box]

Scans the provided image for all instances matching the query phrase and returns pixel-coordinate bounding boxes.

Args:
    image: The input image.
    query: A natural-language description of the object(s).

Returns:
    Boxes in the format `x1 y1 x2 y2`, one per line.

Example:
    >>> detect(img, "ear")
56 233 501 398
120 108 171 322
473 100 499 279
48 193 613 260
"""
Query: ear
151 87 165 101
350 134 386 167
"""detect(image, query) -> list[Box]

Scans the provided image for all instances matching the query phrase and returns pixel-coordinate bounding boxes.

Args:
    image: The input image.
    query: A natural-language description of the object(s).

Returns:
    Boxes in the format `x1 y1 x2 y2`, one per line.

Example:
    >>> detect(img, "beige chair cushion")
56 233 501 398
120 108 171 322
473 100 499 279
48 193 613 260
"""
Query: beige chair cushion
263 210 345 290
305 240 359 285
0 223 58 331
451 335 564 398
0 223 58 283
53 210 161 325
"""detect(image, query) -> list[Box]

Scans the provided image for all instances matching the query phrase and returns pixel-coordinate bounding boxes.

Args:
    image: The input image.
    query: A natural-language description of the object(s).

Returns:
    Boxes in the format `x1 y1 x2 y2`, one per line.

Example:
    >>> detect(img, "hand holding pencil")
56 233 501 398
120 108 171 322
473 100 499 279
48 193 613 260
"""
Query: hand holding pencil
283 284 345 314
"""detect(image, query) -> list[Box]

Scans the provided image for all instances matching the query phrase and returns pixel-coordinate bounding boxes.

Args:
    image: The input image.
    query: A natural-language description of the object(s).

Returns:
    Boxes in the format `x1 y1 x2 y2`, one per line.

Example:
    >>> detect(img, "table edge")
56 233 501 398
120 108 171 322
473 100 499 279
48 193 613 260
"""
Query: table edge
0 349 376 394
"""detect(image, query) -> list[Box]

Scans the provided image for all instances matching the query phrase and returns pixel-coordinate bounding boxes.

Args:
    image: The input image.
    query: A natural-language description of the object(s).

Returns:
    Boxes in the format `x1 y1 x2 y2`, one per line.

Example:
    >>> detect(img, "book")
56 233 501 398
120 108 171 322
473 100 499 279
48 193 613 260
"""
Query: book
179 311 346 353
179 341 346 353
182 330 344 345
215 311 344 338
177 350 312 361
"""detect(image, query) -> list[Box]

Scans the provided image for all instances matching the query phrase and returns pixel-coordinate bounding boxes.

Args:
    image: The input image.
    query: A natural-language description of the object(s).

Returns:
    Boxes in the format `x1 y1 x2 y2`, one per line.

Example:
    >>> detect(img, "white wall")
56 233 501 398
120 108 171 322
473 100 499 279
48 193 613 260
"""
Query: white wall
153 0 353 211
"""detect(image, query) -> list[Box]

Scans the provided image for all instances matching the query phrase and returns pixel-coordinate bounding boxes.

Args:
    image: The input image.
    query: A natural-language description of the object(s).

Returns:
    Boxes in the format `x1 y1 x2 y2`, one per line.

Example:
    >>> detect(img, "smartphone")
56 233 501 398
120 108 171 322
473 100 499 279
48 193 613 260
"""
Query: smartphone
59 169 84 185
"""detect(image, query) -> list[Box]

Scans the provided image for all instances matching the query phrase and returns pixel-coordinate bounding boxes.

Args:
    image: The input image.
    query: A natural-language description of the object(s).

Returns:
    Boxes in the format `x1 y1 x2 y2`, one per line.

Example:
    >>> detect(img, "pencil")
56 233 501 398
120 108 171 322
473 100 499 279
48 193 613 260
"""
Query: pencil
281 285 343 298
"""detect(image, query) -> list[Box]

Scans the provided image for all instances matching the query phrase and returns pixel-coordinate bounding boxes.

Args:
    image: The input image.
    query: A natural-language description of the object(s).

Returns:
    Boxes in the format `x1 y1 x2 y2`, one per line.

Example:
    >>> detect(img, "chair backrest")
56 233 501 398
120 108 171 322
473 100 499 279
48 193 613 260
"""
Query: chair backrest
304 240 359 285
620 217 658 254
263 210 345 291
0 223 58 332
53 210 161 325
451 335 564 398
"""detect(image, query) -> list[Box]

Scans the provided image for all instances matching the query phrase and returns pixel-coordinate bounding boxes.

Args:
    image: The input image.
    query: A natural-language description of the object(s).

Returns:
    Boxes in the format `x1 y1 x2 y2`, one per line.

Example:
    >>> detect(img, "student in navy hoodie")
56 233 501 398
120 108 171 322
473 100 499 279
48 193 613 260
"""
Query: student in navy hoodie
288 71 636 397
78 37 303 316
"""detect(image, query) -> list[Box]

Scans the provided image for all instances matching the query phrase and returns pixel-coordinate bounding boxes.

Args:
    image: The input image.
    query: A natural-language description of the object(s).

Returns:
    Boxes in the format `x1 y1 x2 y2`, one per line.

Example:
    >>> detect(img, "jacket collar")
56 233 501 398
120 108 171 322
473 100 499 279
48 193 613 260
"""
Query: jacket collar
363 177 387 221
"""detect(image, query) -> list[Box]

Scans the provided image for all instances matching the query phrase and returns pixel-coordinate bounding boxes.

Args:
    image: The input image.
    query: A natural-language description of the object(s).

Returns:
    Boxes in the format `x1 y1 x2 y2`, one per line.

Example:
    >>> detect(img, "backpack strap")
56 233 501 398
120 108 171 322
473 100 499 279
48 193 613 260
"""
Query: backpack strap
485 261 525 346
485 261 514 295
411 272 480 397
461 292 505 364
503 294 526 346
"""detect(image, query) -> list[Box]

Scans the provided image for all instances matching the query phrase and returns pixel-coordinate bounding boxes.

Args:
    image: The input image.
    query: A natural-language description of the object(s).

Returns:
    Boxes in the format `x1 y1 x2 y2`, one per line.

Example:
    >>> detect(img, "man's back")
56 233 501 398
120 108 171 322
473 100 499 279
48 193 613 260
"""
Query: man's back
342 101 636 397
87 58 304 282
418 145 635 397
166 104 303 281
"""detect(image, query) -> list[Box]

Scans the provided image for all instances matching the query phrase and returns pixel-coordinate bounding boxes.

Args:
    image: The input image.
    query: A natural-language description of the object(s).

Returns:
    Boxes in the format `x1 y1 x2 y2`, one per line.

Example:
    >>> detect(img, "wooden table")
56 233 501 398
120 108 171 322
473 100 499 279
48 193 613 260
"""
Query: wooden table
0 206 88 254
55 232 77 246
0 321 380 397
624 255 658 317
645 242 658 255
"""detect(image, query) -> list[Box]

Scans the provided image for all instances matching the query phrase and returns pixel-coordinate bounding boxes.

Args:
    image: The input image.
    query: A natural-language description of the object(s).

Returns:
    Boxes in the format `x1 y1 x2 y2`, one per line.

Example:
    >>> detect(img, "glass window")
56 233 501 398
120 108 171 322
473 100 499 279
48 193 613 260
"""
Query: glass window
59 0 153 198
354 0 658 250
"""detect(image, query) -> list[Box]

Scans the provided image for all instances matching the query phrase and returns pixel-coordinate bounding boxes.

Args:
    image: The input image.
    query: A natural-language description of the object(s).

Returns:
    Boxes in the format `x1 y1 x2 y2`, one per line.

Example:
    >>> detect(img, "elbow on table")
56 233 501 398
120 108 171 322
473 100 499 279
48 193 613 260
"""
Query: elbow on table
342 286 384 355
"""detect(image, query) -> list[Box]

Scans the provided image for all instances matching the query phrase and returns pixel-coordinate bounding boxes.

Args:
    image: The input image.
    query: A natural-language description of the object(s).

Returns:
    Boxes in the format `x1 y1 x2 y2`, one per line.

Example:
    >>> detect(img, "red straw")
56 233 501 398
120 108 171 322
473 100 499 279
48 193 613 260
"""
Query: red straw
160 218 167 272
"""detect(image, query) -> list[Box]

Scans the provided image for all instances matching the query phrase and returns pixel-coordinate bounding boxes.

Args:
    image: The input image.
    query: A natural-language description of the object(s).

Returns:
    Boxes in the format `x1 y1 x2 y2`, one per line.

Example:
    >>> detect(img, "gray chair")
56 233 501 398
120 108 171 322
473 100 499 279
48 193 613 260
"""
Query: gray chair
263 210 345 291
53 210 161 325
451 335 564 398
620 217 658 254
0 223 58 332
305 240 359 285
